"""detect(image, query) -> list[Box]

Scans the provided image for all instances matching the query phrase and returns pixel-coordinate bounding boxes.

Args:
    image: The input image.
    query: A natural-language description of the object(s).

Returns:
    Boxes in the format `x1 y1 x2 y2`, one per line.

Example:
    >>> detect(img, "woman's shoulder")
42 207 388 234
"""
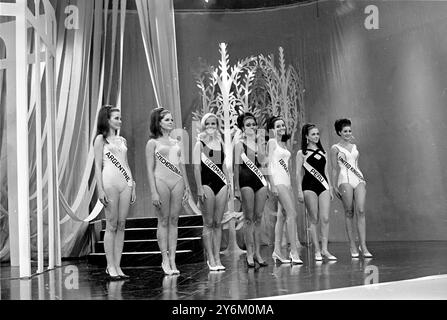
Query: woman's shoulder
195 138 204 147
146 138 158 148
118 135 127 145
169 137 180 145
267 139 277 147
330 143 340 151
235 138 245 147
94 134 105 146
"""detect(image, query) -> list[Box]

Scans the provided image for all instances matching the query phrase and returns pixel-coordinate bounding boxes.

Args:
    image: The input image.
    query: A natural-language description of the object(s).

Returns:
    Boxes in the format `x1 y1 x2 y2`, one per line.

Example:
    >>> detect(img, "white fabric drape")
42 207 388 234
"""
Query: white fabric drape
135 0 182 128
0 42 7 260
0 0 127 260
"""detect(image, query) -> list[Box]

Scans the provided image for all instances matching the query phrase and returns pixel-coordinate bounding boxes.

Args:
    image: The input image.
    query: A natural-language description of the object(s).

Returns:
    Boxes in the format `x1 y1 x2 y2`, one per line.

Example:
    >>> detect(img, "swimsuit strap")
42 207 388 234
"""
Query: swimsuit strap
306 148 325 158
336 143 354 154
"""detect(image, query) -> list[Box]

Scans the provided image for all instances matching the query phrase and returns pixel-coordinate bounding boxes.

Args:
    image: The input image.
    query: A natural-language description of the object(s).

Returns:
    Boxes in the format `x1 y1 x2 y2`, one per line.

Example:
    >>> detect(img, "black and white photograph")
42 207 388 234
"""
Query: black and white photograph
0 0 446 305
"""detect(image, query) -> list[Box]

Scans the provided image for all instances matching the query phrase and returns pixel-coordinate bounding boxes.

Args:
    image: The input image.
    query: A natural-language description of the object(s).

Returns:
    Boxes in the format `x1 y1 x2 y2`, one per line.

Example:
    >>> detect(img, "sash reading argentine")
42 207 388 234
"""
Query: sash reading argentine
105 151 132 186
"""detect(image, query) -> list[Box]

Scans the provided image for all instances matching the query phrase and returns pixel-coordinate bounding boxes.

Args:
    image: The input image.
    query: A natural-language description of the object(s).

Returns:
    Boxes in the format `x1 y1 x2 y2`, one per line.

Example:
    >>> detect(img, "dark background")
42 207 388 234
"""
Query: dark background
119 0 447 242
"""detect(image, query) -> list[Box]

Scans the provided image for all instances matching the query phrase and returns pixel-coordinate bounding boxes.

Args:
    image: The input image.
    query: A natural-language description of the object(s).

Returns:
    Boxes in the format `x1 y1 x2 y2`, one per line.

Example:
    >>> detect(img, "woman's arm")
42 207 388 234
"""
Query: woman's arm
330 145 341 198
295 150 304 202
324 152 334 200
193 141 205 202
145 139 160 208
122 137 136 203
93 135 108 205
233 142 243 199
266 139 278 195
178 141 191 201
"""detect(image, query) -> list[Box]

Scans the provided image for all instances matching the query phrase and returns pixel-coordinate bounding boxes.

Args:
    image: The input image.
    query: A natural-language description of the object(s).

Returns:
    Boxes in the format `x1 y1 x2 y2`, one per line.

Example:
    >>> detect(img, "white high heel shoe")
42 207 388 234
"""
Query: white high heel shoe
161 262 174 276
207 260 220 272
359 246 373 258
272 251 291 264
289 252 303 264
321 251 337 260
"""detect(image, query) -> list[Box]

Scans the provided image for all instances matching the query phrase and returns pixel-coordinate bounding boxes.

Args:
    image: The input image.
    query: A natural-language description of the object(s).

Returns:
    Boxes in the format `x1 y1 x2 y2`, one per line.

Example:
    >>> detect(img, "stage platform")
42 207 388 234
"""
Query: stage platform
1 241 447 300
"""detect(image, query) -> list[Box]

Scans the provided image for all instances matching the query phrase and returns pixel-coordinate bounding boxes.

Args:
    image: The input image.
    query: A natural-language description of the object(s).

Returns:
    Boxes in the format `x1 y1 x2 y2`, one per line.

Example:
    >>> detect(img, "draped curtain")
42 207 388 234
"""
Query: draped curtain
135 0 182 128
0 0 128 261
0 32 7 260
134 0 193 218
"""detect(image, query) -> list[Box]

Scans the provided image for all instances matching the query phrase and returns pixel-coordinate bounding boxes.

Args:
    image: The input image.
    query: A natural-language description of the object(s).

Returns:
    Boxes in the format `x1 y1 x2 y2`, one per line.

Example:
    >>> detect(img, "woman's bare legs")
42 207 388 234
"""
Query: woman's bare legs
354 183 370 255
277 185 300 258
339 183 357 255
155 179 172 273
213 186 228 268
318 190 333 256
168 180 185 273
103 187 120 277
241 187 255 265
304 191 320 255
253 186 268 263
202 185 216 267
115 186 132 276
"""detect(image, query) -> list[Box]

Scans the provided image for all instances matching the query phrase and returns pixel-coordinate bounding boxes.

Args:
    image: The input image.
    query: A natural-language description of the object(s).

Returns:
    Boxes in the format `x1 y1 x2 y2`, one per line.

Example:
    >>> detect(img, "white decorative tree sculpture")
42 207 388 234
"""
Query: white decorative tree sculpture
259 47 305 149
192 44 307 254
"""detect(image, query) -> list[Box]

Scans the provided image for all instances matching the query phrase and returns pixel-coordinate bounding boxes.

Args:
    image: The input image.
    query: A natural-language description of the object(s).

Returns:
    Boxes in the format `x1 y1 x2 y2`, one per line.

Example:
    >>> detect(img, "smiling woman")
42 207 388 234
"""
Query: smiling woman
193 112 229 271
93 105 136 280
330 118 371 259
146 107 191 275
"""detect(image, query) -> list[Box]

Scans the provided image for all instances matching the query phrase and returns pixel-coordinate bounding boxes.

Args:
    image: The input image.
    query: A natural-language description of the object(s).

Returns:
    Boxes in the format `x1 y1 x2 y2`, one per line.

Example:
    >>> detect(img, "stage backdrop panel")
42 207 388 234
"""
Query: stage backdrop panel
120 1 446 241
168 0 447 241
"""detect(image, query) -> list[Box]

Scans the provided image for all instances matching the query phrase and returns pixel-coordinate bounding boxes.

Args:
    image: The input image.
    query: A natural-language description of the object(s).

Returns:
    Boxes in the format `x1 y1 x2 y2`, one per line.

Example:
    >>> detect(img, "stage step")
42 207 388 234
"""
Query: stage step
94 237 203 253
88 215 204 267
99 215 203 229
99 226 203 240
87 250 203 267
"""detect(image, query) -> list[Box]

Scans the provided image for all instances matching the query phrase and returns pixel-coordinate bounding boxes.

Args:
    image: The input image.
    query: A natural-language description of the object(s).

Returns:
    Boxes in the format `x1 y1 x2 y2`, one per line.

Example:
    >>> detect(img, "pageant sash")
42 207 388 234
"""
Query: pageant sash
303 161 330 190
337 152 366 182
278 158 290 176
104 150 133 186
155 151 182 177
241 152 267 186
201 153 227 184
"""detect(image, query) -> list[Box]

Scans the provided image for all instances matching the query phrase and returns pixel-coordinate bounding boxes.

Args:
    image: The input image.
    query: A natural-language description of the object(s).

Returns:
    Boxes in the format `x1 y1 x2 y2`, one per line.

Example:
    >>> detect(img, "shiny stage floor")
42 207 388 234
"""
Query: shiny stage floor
1 241 447 300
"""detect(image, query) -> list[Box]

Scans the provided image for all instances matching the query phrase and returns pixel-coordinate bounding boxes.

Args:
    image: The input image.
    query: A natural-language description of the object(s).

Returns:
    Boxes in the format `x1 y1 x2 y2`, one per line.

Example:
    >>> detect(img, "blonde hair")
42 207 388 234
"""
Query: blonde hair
198 113 223 143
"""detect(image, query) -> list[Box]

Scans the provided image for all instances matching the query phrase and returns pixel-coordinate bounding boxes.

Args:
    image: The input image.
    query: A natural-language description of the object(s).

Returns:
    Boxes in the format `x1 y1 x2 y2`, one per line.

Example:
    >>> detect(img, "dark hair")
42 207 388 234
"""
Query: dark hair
334 118 352 136
96 105 120 137
149 107 171 139
236 112 257 130
301 123 325 155
266 115 290 142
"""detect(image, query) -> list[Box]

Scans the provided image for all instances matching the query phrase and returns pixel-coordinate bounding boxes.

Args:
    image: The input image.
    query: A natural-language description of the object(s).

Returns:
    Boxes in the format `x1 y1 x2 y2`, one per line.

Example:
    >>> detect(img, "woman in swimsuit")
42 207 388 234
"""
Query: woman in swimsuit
94 105 136 280
296 124 336 261
267 116 303 264
330 118 372 258
146 107 191 275
193 113 229 271
234 113 268 268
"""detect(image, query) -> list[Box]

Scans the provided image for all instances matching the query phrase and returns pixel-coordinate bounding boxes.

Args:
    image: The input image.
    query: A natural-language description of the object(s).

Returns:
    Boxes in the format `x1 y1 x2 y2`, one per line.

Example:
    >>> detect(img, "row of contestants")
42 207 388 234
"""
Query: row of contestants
93 105 372 279
235 114 372 269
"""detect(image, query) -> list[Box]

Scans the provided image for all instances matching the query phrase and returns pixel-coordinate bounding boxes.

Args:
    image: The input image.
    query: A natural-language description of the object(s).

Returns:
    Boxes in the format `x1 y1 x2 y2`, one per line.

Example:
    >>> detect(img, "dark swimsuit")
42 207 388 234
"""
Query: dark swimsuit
302 149 329 196
239 142 265 193
201 141 226 195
